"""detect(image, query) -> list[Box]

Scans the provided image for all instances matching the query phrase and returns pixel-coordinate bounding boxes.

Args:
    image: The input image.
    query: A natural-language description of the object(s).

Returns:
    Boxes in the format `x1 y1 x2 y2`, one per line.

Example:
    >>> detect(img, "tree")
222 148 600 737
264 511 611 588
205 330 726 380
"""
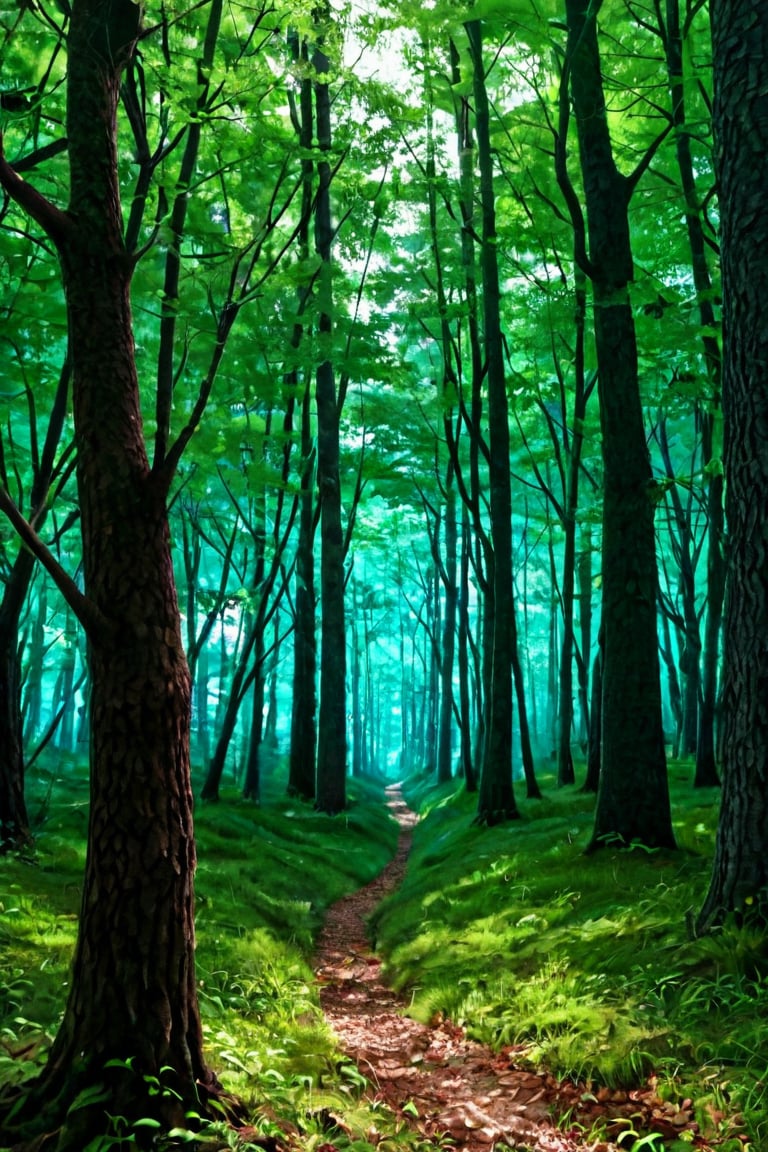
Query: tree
313 17 348 815
0 0 226 1140
560 0 675 850
697 0 768 932
465 19 519 825
0 355 71 851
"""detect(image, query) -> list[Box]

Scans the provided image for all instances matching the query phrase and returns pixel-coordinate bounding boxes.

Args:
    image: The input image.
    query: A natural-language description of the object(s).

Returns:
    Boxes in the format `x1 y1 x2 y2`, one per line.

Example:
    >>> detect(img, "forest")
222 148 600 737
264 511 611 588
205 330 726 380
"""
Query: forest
0 0 767 1148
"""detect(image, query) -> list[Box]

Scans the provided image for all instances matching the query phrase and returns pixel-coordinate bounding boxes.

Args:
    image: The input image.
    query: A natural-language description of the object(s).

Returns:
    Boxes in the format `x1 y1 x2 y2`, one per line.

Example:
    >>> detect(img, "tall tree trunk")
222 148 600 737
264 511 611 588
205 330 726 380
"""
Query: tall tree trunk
351 609 363 777
659 601 684 758
0 0 219 1137
313 29 347 815
583 639 602 793
547 528 560 762
0 352 70 849
437 487 458 783
458 507 477 791
656 414 701 758
467 19 518 825
242 628 265 802
22 580 46 744
576 530 593 748
287 33 318 802
0 611 29 852
697 0 768 931
662 0 724 788
563 0 675 850
52 609 78 753
556 272 590 786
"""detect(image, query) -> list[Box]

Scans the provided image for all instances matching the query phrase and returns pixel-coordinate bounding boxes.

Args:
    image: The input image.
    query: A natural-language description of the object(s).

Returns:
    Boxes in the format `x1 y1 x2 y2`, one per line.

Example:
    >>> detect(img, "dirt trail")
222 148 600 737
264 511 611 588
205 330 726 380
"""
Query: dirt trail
314 787 584 1151
313 786 711 1152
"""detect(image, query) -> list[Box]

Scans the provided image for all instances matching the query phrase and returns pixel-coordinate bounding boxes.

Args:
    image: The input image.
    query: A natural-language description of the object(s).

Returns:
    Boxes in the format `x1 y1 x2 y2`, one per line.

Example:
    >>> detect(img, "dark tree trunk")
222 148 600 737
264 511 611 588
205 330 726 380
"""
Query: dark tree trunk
698 0 768 931
467 19 518 825
564 0 675 850
287 34 318 802
313 33 347 814
582 640 602 793
658 597 684 757
242 628 266 802
288 410 318 800
22 581 46 744
425 569 439 772
351 611 363 778
458 507 477 791
0 0 218 1139
547 529 560 762
437 487 457 784
576 532 593 748
557 272 589 786
662 0 724 787
51 626 78 754
0 614 29 852
696 448 724 787
201 620 258 800
510 602 541 799
657 415 701 758
0 346 70 850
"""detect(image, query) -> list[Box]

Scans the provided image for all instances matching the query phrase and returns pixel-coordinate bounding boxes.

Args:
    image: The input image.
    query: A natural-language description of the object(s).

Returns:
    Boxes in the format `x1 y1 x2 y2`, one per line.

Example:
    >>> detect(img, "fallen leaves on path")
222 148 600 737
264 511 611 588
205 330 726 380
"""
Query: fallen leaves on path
313 786 716 1152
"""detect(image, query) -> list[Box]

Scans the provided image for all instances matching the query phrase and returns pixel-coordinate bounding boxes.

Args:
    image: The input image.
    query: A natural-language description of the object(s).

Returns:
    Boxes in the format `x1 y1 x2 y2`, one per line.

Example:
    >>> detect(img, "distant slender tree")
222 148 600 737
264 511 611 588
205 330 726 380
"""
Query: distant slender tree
0 356 70 851
697 0 768 931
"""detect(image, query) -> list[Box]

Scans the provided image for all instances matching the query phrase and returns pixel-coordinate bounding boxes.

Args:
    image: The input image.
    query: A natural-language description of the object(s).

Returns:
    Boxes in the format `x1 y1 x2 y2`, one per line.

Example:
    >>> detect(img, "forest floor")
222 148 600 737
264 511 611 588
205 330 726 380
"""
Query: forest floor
312 785 712 1152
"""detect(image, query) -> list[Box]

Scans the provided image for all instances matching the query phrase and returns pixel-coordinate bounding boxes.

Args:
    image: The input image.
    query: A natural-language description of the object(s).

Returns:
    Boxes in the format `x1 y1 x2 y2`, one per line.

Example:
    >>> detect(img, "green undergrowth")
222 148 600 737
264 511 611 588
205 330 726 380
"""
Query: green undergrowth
370 768 768 1150
0 758 419 1151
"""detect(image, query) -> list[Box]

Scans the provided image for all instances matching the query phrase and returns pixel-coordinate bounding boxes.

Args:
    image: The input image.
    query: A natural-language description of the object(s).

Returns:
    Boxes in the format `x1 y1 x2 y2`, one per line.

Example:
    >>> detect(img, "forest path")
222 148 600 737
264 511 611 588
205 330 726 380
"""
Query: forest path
313 785 631 1152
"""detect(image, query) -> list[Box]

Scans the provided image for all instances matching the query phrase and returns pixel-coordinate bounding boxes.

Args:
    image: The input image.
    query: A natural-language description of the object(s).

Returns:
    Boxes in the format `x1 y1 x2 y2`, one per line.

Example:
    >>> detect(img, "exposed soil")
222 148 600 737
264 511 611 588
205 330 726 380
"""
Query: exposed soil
313 785 715 1152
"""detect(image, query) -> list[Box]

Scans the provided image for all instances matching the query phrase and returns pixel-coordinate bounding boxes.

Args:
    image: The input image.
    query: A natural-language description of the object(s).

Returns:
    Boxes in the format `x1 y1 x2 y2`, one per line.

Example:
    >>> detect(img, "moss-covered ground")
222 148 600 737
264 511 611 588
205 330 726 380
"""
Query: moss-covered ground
370 767 768 1151
2 759 766 1151
0 759 428 1151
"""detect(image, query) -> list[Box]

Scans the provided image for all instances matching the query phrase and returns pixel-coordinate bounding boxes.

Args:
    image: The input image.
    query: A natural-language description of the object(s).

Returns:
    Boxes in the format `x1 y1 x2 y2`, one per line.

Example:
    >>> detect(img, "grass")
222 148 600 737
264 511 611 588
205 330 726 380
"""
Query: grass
1 756 437 1152
368 766 768 1150
3 756 767 1151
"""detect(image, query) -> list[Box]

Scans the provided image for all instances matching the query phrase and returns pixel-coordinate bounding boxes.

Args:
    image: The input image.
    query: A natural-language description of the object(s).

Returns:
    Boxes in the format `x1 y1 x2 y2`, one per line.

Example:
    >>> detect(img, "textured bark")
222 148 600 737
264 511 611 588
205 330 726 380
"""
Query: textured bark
313 35 347 814
557 273 589 787
243 615 267 802
467 20 519 825
458 508 477 791
22 580 46 743
576 533 593 747
437 487 458 784
662 0 725 786
583 643 602 793
564 0 674 850
450 37 488 777
287 36 318 802
0 613 29 852
0 348 69 852
697 0 768 931
0 0 216 1140
657 415 701 757
288 388 317 799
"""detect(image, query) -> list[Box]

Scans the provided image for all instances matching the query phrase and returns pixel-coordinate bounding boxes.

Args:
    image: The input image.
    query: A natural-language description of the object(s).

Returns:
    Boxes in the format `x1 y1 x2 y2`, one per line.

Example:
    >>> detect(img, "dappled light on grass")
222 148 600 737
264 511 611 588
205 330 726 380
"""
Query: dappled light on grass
368 770 765 1149
0 764 406 1150
2 762 765 1150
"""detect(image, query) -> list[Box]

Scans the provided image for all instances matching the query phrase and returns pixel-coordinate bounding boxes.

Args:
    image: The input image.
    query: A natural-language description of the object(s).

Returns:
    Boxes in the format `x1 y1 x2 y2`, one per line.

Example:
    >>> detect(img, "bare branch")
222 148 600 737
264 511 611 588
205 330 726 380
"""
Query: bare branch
0 487 110 642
